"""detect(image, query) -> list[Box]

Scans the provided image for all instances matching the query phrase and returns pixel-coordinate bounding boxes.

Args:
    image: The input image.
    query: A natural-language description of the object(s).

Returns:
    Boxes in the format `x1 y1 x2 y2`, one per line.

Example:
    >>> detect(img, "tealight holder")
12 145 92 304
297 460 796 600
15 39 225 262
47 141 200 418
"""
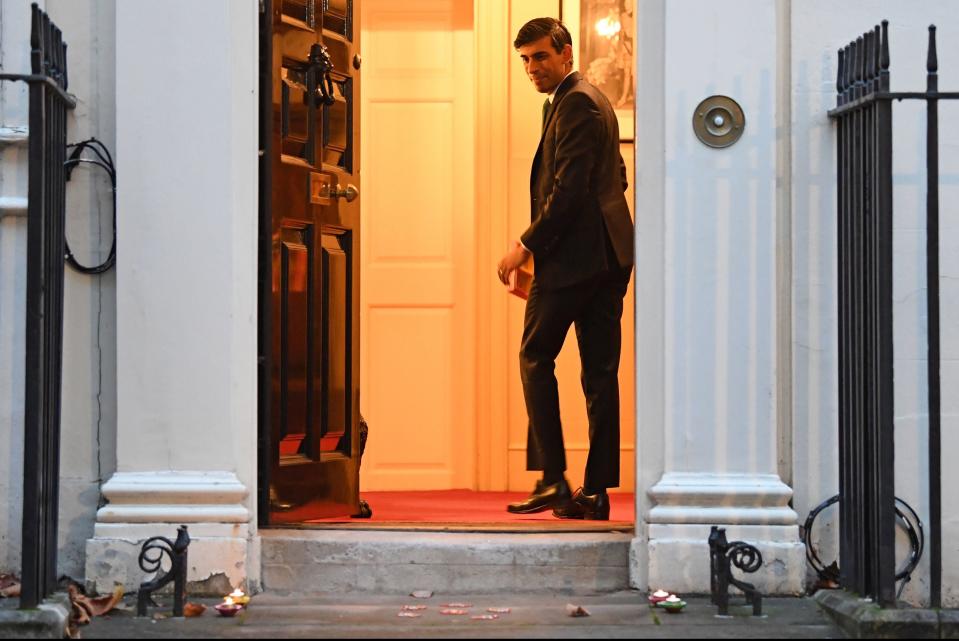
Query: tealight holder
214 603 243 617
647 589 671 605
657 595 687 613
215 597 244 617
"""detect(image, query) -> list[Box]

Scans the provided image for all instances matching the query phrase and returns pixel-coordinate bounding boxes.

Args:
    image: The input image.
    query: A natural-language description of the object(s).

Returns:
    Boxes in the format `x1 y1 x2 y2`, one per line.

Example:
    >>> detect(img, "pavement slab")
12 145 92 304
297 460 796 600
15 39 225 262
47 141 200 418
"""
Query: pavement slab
80 591 845 639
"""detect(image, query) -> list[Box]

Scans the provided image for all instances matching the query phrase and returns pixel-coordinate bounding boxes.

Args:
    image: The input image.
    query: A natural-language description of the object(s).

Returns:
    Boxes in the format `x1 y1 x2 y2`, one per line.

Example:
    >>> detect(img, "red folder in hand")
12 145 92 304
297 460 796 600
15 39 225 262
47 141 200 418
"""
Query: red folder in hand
508 266 533 300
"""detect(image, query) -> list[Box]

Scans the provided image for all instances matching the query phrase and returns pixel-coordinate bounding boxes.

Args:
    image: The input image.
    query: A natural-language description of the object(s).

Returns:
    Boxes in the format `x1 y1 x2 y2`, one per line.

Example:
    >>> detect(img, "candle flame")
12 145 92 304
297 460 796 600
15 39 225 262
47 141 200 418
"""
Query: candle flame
230 589 245 597
224 596 234 606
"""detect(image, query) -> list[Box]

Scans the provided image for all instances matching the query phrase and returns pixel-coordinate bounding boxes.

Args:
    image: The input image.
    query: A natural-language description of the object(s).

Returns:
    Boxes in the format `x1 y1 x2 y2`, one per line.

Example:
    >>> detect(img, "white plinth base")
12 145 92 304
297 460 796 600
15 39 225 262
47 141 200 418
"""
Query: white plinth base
646 523 805 595
84 471 257 595
642 472 806 594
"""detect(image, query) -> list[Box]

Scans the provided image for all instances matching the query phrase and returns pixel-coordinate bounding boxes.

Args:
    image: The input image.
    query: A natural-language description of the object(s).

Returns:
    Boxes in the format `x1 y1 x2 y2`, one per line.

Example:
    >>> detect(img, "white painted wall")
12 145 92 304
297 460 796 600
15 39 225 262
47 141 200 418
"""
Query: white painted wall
0 0 116 580
0 0 32 579
790 0 959 607
635 0 804 595
661 0 780 477
637 0 959 603
113 1 258 483
85 0 260 591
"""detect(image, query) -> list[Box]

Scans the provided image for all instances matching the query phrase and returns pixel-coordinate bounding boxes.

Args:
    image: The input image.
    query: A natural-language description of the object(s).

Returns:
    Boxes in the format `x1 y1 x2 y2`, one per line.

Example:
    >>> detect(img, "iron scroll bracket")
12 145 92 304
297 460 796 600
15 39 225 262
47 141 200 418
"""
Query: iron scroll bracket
136 525 191 618
709 526 763 617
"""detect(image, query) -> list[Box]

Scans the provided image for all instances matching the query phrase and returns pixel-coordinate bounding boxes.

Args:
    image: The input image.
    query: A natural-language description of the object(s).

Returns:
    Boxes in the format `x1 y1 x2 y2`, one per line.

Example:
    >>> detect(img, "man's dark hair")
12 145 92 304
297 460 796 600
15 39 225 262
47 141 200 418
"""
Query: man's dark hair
513 17 572 53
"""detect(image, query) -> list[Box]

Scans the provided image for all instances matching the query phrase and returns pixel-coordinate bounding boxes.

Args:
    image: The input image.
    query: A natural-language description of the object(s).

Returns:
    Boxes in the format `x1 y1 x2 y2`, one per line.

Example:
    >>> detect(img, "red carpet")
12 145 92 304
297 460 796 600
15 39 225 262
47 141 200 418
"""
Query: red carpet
302 490 635 532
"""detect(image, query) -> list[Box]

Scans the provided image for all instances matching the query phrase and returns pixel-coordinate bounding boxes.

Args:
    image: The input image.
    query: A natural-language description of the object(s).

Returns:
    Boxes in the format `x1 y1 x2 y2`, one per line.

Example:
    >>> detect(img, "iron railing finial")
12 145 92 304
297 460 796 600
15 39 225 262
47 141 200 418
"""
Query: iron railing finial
856 36 865 85
880 21 890 72
837 48 845 101
874 25 881 80
928 25 938 75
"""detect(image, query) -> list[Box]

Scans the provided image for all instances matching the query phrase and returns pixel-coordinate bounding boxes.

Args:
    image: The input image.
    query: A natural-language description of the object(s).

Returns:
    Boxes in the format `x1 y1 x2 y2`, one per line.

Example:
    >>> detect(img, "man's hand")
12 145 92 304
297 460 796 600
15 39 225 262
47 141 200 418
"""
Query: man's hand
497 241 531 285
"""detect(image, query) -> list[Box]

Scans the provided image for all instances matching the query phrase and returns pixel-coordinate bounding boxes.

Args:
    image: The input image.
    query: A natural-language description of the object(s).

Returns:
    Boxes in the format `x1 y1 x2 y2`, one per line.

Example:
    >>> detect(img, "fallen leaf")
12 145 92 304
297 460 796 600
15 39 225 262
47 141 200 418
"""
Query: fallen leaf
184 602 207 617
401 605 427 611
397 611 422 618
68 585 124 628
487 607 511 614
440 608 469 615
82 585 125 617
566 603 590 617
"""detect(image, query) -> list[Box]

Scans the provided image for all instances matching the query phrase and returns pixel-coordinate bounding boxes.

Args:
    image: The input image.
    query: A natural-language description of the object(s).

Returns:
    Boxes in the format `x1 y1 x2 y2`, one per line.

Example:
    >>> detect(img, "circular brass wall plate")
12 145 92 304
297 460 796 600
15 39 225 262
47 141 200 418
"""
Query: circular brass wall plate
693 95 746 148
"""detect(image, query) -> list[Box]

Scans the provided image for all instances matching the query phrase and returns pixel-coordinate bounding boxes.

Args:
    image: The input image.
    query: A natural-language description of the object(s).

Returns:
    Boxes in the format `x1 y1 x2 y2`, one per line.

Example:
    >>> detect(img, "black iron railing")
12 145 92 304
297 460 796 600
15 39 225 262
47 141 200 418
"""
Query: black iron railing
0 4 76 609
828 21 952 609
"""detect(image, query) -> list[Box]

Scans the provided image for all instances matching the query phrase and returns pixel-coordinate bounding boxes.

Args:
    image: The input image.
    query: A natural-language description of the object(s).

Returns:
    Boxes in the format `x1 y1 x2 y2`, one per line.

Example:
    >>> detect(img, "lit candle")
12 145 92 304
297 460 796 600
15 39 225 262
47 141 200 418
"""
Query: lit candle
227 589 250 606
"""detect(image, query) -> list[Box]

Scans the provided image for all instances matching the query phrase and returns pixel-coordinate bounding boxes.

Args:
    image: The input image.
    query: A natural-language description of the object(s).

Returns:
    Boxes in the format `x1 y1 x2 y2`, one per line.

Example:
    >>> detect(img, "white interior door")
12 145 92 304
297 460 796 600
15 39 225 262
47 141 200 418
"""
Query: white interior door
359 0 476 491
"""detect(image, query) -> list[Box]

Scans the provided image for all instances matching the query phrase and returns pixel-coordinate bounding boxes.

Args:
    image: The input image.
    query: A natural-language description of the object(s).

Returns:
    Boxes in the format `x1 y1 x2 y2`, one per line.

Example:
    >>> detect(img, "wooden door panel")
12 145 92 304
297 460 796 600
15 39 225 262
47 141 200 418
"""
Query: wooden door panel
366 308 455 486
280 0 315 27
276 229 315 461
319 231 351 453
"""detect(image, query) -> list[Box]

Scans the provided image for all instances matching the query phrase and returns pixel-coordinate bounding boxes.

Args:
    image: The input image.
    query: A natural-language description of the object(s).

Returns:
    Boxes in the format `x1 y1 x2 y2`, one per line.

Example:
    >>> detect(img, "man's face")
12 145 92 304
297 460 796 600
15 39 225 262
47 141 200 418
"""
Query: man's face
517 35 572 94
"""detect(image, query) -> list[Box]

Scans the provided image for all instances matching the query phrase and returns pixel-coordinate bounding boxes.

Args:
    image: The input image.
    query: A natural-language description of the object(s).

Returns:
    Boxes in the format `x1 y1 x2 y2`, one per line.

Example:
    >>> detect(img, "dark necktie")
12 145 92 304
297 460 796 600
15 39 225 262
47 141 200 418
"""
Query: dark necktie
542 98 551 133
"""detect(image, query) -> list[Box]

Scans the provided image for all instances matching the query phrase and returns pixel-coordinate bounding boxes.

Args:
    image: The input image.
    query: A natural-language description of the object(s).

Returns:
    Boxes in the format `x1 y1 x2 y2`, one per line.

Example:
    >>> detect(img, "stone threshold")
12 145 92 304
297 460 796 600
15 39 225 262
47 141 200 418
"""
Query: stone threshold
815 589 959 639
259 529 635 595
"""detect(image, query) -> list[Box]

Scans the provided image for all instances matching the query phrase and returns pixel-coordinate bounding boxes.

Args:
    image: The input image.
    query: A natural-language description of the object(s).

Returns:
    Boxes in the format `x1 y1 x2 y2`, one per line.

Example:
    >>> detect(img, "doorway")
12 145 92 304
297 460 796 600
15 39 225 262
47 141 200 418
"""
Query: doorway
357 0 637 497
257 0 637 525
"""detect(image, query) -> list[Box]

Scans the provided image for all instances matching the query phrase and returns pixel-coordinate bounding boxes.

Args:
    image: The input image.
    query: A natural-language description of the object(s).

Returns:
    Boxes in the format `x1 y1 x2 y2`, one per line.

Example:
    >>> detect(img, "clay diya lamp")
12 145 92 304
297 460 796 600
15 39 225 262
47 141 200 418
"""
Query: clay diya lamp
647 589 671 605
214 597 244 617
657 595 687 613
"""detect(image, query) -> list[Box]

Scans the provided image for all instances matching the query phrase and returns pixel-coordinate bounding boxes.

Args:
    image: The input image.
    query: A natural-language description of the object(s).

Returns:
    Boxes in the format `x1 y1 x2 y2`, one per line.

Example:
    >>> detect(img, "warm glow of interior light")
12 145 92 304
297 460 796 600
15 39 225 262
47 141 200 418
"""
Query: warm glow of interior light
595 15 621 38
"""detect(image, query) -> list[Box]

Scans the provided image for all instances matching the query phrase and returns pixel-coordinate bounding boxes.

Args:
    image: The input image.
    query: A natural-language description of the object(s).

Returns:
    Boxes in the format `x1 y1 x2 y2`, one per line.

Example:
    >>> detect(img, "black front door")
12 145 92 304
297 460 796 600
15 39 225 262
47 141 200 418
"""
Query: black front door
259 0 361 524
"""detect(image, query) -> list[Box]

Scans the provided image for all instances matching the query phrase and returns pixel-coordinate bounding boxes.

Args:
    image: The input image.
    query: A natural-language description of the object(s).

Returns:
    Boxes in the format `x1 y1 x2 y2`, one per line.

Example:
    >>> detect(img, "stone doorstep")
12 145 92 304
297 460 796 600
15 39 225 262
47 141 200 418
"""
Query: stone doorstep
0 594 70 640
815 589 959 639
259 529 634 595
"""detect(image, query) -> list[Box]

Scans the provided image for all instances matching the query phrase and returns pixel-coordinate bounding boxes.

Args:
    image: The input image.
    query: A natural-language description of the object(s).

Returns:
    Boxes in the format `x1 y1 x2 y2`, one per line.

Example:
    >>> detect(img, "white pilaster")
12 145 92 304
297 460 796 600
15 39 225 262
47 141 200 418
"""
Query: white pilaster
635 0 804 594
85 0 260 594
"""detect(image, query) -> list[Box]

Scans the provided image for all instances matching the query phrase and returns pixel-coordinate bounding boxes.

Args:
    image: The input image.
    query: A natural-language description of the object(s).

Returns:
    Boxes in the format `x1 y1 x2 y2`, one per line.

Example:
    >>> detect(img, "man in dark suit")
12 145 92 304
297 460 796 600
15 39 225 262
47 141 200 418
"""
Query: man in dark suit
497 17 633 521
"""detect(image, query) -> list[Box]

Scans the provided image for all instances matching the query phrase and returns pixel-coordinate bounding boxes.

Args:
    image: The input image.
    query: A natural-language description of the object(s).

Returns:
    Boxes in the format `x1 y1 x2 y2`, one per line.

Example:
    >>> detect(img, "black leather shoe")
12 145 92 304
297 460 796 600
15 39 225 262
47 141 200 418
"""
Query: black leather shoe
552 487 610 520
507 479 572 514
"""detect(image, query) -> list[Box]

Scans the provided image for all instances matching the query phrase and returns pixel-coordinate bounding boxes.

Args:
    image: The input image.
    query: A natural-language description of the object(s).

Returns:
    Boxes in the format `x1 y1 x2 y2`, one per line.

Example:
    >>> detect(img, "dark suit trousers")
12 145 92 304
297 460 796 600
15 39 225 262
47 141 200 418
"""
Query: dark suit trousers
520 266 630 490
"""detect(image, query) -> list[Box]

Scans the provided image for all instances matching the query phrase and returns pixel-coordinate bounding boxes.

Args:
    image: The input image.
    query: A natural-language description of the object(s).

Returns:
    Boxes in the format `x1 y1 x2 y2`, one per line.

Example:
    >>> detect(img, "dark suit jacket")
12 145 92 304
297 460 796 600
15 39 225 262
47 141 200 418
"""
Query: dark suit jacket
520 72 634 291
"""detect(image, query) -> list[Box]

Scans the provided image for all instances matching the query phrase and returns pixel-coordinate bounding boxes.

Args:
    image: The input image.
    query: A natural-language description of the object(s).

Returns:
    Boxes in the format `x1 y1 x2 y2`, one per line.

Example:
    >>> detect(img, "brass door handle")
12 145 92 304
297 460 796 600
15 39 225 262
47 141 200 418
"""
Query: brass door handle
332 183 358 202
